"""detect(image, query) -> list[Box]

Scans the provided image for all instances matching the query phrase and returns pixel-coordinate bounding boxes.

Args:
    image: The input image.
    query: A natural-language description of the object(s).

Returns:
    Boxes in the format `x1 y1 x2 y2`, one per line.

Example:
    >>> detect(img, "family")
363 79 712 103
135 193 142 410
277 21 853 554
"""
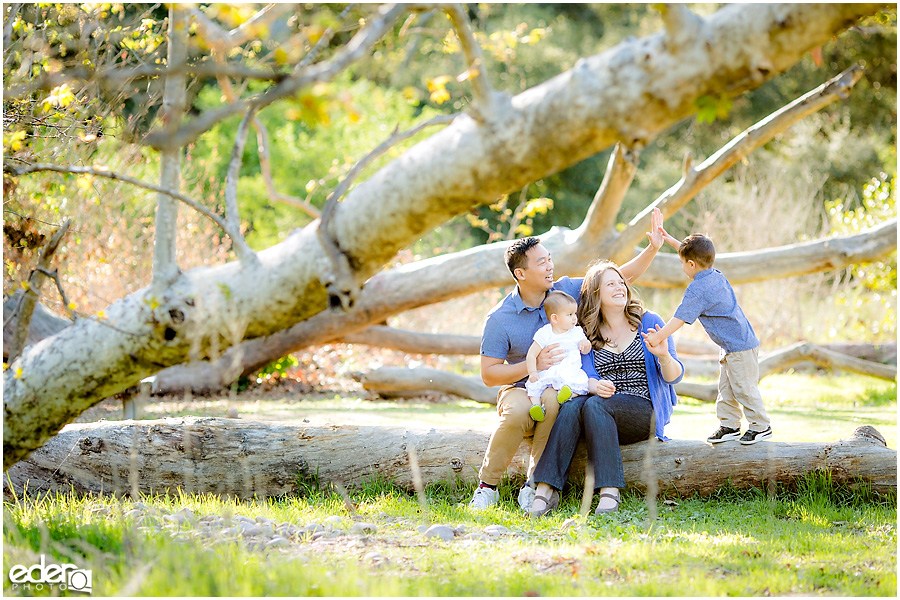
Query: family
472 208 772 516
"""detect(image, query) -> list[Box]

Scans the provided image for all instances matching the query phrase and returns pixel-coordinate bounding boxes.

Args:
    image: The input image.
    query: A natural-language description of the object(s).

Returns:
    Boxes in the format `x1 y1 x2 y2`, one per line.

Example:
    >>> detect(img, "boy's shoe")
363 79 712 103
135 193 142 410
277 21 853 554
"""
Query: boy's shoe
529 403 545 422
557 385 573 404
706 426 741 443
739 427 773 445
517 485 536 513
468 486 500 511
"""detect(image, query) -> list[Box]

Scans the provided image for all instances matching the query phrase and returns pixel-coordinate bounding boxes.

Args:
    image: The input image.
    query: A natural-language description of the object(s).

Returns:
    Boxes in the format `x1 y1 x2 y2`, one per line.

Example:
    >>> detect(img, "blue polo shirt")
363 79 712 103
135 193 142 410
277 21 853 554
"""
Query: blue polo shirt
673 268 759 353
480 276 583 387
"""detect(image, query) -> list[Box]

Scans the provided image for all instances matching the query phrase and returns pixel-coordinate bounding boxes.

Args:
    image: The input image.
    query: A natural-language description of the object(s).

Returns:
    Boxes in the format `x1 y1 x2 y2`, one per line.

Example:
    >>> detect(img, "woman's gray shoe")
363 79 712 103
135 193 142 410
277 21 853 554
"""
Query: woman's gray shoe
594 491 620 514
529 489 559 518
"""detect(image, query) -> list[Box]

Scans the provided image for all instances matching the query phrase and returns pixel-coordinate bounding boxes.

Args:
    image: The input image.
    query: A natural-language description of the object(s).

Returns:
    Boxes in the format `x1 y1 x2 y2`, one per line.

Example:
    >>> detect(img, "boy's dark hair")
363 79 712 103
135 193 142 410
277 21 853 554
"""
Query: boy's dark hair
543 290 576 319
678 233 716 269
505 237 541 279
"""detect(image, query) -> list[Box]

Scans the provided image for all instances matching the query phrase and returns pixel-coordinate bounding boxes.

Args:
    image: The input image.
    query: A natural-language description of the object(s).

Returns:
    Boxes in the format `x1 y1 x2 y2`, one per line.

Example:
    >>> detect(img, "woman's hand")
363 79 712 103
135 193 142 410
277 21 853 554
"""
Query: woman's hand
590 378 616 398
646 207 664 250
644 326 670 358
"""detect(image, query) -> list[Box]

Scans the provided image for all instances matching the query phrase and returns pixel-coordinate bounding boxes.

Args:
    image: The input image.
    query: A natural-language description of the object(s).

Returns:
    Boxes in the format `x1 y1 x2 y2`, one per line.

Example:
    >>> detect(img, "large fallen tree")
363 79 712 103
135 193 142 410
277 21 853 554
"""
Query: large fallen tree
352 341 897 404
3 4 893 472
4 419 894 498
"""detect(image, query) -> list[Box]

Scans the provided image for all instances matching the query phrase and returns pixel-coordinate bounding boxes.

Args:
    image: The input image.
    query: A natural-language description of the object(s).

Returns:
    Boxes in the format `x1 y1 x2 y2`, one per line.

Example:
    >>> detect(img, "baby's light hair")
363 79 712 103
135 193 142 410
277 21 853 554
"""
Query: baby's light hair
543 290 577 319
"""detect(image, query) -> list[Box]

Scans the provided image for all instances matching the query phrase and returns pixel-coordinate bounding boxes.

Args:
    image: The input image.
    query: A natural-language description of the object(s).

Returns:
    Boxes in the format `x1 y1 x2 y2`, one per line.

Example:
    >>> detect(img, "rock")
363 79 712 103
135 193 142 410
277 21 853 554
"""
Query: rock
463 533 491 542
323 516 345 530
453 525 467 536
123 509 143 520
226 407 239 419
350 522 377 535
166 508 195 525
483 525 512 536
255 516 274 525
423 524 456 541
364 552 388 566
416 525 428 533
240 525 274 538
235 515 256 525
265 536 291 549
300 523 325 536
560 518 579 529
131 502 150 511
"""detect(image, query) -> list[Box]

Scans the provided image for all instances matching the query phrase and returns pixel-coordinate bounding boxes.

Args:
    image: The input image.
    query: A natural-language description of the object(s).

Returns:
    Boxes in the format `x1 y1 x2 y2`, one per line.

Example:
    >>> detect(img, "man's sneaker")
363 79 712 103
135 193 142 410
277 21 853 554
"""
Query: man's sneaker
557 385 573 404
739 427 773 445
707 426 741 443
529 403 545 422
517 484 536 513
468 485 500 511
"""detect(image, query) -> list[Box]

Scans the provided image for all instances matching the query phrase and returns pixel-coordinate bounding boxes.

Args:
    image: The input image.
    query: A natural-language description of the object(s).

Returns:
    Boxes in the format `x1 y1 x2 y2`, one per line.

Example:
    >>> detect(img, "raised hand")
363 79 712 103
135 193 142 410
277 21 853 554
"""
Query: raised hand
647 207 664 250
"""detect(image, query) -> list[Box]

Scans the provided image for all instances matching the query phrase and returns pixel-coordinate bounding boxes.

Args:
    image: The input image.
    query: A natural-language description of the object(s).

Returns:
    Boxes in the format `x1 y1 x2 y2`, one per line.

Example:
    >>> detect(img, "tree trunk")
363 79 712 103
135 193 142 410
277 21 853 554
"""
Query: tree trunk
4 419 894 498
3 3 886 469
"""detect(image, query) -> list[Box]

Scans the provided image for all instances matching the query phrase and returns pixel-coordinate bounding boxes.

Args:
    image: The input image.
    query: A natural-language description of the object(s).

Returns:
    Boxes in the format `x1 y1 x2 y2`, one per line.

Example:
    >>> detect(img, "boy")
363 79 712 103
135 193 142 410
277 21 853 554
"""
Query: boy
642 233 772 445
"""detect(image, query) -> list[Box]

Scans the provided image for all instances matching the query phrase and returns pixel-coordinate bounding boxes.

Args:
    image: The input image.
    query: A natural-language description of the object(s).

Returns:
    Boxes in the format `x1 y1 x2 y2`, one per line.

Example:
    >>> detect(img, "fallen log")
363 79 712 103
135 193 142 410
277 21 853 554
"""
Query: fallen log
351 367 501 404
683 342 898 402
3 419 894 499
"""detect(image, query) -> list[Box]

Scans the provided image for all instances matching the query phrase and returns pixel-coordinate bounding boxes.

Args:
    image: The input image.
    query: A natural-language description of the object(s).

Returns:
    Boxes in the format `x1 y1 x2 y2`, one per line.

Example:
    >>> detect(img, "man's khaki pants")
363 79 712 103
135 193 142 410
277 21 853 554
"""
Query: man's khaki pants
478 385 560 486
717 347 770 431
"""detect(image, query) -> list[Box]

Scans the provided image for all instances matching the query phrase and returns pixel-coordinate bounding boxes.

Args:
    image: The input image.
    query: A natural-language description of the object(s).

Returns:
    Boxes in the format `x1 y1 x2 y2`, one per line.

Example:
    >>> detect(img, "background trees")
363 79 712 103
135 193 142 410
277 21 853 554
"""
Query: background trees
3 4 896 469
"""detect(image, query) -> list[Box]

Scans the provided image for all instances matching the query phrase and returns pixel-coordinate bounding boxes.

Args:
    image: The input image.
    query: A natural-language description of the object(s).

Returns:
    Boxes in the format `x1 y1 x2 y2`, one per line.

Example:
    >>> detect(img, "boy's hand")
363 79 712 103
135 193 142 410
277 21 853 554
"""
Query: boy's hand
578 339 591 354
642 329 663 348
662 230 681 249
528 373 538 383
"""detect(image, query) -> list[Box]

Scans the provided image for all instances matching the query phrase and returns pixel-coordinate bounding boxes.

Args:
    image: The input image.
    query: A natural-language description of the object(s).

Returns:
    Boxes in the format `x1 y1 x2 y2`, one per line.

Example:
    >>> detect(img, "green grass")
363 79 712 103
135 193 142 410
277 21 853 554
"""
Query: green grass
3 474 896 596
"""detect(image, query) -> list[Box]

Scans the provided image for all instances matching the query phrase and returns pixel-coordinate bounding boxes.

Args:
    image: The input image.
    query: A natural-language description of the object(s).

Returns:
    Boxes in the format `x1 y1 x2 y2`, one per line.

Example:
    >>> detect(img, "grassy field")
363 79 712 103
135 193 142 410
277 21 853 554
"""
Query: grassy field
4 373 896 596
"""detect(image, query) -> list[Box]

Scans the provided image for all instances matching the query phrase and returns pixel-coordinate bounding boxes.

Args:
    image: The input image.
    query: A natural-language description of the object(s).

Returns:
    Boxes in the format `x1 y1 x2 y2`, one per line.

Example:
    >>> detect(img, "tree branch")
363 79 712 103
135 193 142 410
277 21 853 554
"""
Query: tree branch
316 113 457 311
7 163 236 236
577 143 639 240
6 219 71 364
223 108 259 264
152 5 189 288
607 65 865 263
442 3 499 120
145 4 407 150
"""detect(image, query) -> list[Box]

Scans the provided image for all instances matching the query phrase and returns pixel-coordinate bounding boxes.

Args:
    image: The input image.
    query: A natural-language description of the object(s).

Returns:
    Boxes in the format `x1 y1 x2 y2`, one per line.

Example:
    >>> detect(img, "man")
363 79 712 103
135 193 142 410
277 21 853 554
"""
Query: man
470 207 666 511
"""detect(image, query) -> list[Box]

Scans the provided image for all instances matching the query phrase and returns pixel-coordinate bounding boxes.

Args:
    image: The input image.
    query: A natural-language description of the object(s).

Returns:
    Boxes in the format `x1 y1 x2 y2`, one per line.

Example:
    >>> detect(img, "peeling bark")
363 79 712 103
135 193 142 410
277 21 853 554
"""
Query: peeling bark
4 420 894 498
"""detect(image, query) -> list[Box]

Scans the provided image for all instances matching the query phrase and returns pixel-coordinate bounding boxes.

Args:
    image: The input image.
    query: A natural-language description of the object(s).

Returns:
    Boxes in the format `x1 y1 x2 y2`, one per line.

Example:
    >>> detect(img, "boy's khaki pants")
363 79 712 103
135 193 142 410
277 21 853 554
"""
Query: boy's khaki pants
478 385 560 486
717 347 770 431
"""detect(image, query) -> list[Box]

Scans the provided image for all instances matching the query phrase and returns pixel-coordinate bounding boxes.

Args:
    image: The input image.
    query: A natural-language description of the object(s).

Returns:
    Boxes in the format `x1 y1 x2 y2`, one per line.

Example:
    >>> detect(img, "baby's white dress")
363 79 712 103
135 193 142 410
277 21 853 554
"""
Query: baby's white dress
525 324 590 399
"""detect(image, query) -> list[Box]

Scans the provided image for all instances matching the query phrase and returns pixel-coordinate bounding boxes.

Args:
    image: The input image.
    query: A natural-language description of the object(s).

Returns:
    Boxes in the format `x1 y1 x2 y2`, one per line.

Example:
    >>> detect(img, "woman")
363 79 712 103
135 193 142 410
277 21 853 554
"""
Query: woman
529 260 683 516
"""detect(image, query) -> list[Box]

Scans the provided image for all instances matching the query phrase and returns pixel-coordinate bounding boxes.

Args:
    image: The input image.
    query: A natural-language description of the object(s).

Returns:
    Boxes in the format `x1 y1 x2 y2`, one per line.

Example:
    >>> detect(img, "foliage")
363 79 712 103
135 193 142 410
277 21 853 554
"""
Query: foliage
825 174 897 339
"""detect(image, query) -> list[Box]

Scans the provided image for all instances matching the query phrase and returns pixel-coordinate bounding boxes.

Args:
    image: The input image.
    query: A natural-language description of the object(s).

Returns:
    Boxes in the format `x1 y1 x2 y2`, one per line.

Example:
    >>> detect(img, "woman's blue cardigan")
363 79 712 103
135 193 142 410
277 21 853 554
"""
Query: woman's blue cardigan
580 311 683 441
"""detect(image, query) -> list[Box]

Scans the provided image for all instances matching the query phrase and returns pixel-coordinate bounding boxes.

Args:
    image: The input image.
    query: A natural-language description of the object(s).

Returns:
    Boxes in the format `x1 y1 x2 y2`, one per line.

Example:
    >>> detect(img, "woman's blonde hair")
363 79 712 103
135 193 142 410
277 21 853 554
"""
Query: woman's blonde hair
578 260 645 351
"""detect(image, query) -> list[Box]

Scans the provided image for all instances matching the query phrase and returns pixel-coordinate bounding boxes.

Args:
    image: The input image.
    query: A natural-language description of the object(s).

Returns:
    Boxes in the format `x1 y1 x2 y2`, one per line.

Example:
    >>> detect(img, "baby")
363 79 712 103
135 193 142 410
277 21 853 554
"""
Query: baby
525 291 592 422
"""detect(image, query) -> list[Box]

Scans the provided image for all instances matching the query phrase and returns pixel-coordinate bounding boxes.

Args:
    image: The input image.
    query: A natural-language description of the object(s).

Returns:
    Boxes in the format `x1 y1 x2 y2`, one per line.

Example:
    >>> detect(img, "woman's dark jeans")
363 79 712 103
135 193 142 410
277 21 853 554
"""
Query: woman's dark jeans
531 393 654 491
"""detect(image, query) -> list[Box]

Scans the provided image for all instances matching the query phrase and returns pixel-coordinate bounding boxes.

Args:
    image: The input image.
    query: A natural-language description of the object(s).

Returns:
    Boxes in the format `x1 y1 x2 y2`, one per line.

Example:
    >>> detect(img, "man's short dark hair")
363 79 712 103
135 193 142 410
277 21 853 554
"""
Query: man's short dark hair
679 233 716 269
505 237 541 279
